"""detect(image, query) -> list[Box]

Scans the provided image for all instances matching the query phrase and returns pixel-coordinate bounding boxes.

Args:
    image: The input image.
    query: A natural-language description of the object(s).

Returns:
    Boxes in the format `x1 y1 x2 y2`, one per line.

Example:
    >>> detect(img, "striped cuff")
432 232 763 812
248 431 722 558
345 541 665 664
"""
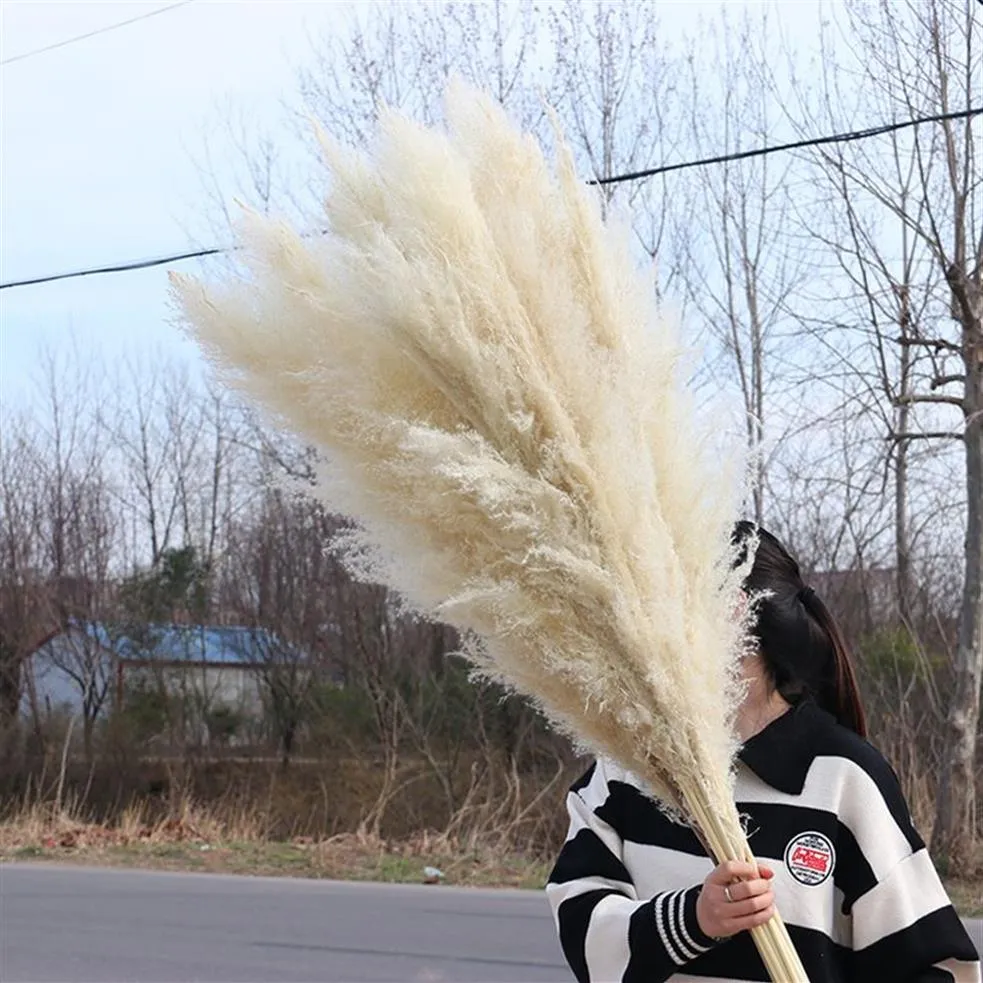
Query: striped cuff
652 887 719 966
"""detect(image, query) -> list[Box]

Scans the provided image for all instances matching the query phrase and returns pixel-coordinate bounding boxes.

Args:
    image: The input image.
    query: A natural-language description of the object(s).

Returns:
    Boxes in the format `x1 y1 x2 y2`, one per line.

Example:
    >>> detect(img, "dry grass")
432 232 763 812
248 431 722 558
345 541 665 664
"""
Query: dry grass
0 804 549 889
0 795 267 852
1 799 978 913
947 878 983 918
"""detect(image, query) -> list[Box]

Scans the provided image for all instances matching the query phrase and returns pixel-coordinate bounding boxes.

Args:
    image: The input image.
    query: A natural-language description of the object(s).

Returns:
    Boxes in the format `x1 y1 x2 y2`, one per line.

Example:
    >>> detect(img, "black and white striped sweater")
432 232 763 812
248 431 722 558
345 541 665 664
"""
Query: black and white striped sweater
546 700 980 983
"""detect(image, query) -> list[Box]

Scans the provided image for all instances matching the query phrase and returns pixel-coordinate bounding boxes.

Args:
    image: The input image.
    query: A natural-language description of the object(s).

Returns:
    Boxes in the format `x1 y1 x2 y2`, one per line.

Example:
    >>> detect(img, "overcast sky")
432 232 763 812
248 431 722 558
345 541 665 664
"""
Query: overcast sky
0 1 348 407
0 0 817 412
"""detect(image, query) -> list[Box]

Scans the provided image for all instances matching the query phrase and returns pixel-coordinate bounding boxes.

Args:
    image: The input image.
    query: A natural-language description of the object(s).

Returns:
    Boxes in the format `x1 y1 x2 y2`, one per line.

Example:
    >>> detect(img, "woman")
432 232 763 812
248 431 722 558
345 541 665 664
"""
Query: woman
547 522 980 983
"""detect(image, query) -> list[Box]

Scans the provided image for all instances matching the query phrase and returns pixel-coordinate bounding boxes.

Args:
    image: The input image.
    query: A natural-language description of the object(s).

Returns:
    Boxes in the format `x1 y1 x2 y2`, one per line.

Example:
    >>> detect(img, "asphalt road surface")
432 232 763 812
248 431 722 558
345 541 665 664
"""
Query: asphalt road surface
0 864 569 982
1 864 981 983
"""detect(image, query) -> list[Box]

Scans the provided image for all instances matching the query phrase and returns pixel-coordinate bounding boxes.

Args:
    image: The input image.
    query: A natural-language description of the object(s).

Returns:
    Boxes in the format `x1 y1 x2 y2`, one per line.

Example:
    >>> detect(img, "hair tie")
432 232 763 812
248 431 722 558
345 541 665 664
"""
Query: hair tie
797 586 815 604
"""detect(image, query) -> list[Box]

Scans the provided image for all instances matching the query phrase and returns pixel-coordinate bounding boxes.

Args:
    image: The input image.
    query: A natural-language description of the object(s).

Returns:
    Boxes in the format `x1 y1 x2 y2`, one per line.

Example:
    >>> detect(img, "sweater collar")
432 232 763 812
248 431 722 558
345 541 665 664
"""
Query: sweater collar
737 698 831 795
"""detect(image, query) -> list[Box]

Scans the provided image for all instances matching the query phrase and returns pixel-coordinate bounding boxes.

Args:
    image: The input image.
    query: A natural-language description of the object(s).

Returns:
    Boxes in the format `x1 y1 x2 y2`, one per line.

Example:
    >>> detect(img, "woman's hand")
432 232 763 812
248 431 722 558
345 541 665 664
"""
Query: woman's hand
696 860 776 940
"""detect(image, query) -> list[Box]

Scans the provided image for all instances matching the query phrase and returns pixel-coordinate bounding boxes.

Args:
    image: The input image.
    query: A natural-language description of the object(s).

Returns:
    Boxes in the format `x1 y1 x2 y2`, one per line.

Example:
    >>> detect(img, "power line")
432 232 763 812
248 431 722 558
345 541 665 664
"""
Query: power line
589 106 981 186
1 106 979 292
1 1 193 67
1 246 226 290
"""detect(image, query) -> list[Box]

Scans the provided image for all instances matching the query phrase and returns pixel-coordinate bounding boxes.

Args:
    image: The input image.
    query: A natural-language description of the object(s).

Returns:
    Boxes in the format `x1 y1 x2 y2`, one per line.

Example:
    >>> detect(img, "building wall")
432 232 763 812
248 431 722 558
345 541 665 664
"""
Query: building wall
121 664 265 716
22 643 267 722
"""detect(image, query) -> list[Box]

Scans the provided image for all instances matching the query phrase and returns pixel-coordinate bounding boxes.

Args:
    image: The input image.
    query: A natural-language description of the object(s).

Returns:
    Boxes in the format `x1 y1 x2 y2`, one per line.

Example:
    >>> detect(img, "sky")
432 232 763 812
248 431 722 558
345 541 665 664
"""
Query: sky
1 0 965 569
0 0 352 408
0 0 822 413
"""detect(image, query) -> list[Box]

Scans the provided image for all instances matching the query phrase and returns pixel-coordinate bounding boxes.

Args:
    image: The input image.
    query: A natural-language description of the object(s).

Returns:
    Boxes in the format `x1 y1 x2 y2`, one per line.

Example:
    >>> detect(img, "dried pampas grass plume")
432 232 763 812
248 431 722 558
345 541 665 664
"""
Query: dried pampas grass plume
170 80 806 981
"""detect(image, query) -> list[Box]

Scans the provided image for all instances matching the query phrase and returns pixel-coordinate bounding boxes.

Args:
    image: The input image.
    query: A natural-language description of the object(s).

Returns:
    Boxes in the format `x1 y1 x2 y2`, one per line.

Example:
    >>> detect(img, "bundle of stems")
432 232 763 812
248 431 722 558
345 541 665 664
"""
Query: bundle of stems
171 81 807 982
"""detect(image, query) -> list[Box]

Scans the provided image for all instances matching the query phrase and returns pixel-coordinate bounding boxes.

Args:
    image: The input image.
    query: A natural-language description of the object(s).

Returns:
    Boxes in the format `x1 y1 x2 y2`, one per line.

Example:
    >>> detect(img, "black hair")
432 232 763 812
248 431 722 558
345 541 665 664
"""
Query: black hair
732 520 867 737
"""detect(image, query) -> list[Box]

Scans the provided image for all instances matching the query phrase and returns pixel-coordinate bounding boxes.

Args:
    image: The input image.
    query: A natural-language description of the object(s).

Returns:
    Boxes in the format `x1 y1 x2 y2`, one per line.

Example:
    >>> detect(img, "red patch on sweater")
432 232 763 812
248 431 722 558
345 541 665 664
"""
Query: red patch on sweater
785 832 835 886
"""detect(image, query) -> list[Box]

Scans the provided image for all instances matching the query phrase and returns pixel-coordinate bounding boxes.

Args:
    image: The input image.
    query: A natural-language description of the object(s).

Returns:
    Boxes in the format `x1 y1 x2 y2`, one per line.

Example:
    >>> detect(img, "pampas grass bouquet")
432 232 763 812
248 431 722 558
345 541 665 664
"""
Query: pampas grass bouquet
171 80 808 982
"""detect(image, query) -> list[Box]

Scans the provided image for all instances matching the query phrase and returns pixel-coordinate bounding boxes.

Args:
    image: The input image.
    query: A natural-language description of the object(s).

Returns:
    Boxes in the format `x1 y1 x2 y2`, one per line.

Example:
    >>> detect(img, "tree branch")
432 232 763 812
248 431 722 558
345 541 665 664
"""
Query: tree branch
887 431 963 444
895 337 962 352
894 393 964 408
931 374 966 390
947 263 983 328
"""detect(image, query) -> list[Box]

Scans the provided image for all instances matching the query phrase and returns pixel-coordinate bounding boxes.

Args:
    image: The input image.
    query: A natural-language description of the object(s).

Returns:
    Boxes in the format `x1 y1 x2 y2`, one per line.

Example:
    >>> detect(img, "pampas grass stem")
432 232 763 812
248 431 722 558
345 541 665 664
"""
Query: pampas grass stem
683 780 808 981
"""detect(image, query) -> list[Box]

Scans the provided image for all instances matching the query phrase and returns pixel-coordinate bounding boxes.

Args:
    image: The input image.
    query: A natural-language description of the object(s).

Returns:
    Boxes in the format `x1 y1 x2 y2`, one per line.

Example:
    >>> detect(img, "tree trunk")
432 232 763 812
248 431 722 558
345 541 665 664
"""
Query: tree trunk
0 645 21 729
934 271 983 870
82 713 95 764
280 723 295 771
896 286 912 626
0 648 22 767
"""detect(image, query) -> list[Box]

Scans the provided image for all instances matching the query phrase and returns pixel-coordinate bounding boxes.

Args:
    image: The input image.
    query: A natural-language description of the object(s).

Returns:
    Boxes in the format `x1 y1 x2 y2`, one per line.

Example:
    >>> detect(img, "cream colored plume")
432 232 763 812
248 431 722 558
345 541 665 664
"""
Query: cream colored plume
171 80 806 981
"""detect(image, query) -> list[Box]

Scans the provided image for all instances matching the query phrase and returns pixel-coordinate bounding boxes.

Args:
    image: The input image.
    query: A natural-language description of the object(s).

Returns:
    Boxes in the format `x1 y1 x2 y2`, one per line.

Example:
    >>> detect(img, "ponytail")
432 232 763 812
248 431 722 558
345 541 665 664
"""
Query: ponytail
798 588 867 738
734 521 867 739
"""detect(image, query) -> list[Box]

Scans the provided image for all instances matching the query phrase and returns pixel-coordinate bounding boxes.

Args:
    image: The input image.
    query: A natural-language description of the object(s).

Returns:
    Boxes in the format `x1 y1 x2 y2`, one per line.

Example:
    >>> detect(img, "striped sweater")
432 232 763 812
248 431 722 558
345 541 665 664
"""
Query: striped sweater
546 700 980 983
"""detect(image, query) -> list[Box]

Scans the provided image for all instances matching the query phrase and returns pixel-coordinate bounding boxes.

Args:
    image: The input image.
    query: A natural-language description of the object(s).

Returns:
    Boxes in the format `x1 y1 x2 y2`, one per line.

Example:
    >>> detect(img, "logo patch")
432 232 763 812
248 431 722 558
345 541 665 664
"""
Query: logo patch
784 831 835 886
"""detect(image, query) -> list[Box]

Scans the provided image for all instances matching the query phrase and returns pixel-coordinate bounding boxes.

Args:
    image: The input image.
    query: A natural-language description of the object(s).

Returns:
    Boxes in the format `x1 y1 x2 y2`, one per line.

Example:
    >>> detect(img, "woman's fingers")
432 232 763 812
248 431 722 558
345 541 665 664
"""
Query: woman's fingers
722 889 775 918
707 860 759 885
722 877 773 903
725 904 777 931
697 860 778 939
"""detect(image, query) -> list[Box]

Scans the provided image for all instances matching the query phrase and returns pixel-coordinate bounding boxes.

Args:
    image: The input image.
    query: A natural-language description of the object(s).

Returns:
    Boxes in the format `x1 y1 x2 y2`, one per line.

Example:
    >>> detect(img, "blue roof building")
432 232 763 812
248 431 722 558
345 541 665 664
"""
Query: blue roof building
23 622 313 723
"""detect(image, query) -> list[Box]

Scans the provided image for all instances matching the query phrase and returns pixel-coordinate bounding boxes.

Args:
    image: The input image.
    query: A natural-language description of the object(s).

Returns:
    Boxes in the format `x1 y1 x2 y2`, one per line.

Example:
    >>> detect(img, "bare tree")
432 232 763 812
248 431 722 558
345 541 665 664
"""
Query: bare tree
160 375 248 572
37 616 113 762
548 4 670 199
223 490 339 766
671 8 810 525
0 414 52 753
110 356 182 566
299 0 548 147
25 349 118 760
40 466 118 760
788 0 980 865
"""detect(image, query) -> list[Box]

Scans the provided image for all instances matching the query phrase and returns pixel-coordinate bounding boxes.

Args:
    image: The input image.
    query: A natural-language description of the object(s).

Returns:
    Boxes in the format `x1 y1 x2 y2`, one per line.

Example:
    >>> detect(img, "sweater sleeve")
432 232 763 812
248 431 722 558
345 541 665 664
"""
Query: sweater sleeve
545 761 718 983
841 757 980 982
848 848 979 982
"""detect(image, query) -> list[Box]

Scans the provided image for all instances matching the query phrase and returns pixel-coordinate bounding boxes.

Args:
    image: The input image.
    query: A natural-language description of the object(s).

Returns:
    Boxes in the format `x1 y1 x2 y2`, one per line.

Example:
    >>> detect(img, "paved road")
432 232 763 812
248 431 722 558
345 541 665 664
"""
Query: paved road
0 864 569 982
1 864 980 982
